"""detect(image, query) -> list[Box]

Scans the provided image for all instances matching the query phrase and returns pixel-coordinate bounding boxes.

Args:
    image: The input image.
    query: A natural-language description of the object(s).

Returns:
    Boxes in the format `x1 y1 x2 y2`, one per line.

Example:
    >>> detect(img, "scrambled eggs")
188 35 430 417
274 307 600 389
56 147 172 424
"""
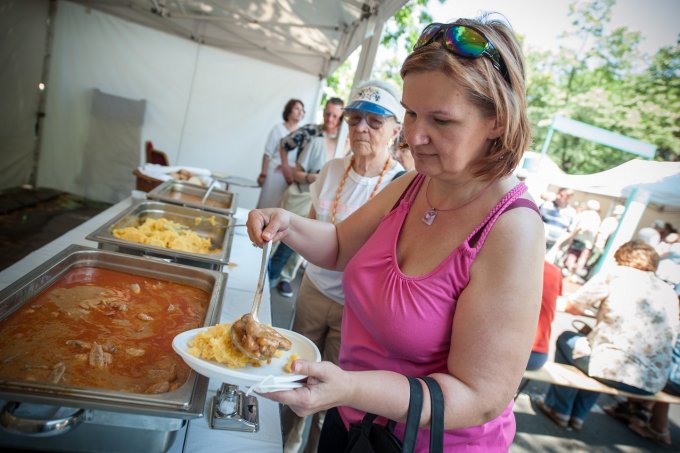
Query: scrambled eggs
187 323 260 368
112 217 217 254
187 323 291 371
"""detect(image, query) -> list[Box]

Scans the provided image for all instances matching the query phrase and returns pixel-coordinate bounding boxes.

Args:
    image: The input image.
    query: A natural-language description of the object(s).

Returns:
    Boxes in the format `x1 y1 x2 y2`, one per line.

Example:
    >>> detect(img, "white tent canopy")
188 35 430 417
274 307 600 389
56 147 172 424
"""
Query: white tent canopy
521 152 680 210
552 159 680 210
0 0 407 207
70 0 408 79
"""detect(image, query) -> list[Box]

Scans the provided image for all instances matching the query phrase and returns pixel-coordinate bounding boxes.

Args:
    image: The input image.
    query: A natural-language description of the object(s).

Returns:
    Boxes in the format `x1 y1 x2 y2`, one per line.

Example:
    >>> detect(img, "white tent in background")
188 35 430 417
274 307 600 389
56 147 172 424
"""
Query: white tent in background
0 0 408 207
520 152 680 274
554 159 680 210
520 152 680 211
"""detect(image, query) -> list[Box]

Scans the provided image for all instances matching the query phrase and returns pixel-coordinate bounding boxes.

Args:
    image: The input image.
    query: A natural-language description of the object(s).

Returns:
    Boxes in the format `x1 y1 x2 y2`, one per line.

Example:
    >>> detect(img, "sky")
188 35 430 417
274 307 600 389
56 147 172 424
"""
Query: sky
428 0 679 56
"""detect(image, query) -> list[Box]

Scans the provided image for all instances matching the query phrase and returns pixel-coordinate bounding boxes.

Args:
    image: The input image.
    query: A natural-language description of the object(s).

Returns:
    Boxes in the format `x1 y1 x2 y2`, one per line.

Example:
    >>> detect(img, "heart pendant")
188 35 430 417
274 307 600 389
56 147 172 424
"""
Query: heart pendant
422 208 437 226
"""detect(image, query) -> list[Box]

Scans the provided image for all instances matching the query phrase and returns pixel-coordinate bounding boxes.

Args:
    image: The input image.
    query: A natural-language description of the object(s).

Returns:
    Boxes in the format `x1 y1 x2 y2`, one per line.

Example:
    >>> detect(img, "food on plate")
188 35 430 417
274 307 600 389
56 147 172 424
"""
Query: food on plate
0 267 210 394
187 323 262 368
112 217 217 254
169 169 206 187
188 316 292 367
231 314 293 362
283 353 300 373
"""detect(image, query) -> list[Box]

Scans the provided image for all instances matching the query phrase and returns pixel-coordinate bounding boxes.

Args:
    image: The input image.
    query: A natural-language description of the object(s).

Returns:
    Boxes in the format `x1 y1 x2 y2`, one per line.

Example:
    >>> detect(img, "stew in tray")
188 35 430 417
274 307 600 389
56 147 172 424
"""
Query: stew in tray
0 267 209 394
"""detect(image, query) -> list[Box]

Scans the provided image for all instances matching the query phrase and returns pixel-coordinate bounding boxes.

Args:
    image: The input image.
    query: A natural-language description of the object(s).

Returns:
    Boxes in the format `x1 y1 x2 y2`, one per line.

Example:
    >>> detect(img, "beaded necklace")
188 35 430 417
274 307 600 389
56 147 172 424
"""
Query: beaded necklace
422 178 495 225
331 156 391 224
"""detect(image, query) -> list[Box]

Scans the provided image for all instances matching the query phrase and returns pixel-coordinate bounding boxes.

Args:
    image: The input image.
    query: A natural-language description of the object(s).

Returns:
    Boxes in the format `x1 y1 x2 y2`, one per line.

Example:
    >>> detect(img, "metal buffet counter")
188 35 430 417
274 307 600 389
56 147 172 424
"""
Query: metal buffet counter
0 196 284 453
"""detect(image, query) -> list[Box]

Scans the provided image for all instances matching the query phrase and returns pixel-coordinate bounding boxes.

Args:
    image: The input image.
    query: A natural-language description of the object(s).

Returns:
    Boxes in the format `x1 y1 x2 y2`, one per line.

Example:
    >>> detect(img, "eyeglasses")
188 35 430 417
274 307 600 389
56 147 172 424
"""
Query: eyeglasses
414 22 510 84
343 111 391 130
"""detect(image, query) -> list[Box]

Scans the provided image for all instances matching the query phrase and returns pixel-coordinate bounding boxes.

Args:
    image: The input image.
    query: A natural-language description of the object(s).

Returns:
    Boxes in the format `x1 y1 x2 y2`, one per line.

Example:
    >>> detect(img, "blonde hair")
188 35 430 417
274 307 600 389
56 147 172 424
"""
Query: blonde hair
400 14 531 180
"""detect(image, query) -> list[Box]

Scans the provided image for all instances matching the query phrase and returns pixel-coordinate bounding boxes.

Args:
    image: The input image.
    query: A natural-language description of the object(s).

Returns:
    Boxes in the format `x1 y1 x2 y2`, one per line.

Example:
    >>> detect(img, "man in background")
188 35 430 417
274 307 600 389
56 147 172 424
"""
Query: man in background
540 187 576 249
269 97 345 298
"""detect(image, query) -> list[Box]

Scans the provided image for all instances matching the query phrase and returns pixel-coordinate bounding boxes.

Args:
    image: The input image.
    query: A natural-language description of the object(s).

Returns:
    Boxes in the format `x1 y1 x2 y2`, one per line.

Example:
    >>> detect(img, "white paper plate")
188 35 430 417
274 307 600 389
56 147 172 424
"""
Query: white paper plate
173 326 320 391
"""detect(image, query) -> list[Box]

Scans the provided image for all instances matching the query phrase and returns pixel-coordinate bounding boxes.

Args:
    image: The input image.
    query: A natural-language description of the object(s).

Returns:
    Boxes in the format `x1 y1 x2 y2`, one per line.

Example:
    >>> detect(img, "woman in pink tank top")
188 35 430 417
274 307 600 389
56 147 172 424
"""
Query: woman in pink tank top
247 14 545 452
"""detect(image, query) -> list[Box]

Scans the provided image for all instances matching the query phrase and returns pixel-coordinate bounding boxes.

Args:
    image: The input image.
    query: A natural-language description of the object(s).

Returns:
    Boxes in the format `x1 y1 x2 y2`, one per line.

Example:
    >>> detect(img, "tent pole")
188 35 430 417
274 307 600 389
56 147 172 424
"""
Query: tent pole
538 116 556 163
29 0 58 188
335 11 385 158
592 187 649 275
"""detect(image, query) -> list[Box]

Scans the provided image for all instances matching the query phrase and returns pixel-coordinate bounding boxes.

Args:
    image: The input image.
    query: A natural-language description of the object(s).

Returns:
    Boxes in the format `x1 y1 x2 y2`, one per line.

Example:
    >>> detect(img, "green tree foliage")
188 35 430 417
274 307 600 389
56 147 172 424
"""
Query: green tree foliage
527 0 679 173
326 0 678 174
324 0 438 101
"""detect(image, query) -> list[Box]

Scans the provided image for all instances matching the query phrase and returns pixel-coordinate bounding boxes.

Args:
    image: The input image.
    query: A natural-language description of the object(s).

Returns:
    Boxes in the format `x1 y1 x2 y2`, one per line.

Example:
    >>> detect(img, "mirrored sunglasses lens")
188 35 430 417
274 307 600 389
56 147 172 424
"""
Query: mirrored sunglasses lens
415 23 442 49
445 25 487 57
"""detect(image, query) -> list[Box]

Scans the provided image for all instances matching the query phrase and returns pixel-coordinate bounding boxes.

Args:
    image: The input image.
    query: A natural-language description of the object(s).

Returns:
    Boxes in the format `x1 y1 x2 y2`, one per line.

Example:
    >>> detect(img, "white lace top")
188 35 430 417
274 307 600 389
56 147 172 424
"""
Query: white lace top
570 265 679 393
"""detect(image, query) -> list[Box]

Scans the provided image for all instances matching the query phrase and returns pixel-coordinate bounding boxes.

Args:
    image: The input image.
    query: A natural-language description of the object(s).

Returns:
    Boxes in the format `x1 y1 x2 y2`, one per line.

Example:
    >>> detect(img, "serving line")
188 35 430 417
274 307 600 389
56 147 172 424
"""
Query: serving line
0 196 283 453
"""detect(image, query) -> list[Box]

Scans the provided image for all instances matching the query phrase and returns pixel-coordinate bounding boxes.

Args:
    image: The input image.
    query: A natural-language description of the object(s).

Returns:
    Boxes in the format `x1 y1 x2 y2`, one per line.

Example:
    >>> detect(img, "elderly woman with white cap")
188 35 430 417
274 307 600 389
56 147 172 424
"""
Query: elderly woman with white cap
281 79 404 453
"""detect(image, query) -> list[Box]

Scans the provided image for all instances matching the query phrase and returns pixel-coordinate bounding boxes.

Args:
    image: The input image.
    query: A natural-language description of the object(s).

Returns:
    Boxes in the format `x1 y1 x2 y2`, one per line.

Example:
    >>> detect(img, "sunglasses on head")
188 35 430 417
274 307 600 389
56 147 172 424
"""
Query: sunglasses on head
343 111 391 130
414 22 510 84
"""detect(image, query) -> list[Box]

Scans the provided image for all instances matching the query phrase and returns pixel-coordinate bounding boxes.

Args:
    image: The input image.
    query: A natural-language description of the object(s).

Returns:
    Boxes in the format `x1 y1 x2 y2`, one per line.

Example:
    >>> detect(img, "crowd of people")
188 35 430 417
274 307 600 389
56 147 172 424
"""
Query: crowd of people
246 12 678 452
532 187 680 444
540 186 679 290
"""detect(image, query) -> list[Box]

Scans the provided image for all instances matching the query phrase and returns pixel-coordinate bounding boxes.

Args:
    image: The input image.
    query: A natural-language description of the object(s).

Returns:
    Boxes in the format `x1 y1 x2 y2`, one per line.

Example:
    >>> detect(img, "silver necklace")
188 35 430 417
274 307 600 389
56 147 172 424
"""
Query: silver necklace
422 178 495 226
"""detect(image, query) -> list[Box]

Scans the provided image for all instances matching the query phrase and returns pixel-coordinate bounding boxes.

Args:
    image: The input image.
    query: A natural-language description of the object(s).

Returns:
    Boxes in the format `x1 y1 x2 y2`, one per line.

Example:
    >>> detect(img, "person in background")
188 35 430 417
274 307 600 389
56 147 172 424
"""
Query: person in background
248 14 545 451
282 80 404 453
636 219 666 248
603 333 680 446
390 129 415 179
527 260 563 370
540 187 576 249
562 199 601 280
656 231 680 296
584 203 625 278
269 97 345 298
535 240 679 431
256 99 305 208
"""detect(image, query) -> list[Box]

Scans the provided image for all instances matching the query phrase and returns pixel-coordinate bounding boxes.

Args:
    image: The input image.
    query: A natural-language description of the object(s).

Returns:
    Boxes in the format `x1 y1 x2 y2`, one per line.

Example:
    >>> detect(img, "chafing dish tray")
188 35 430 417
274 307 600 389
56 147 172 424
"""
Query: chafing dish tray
86 200 234 269
0 245 227 452
147 180 238 216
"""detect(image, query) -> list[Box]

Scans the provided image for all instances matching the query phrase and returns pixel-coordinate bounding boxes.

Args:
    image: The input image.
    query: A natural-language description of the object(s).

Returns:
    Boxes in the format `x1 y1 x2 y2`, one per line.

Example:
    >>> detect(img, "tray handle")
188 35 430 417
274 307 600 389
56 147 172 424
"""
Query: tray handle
0 402 89 437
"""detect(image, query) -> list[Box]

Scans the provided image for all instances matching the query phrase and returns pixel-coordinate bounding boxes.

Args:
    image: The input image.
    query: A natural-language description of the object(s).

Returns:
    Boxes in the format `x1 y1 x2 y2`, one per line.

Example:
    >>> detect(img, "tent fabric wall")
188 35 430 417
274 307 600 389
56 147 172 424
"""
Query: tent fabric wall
0 0 49 190
36 1 320 206
78 89 146 203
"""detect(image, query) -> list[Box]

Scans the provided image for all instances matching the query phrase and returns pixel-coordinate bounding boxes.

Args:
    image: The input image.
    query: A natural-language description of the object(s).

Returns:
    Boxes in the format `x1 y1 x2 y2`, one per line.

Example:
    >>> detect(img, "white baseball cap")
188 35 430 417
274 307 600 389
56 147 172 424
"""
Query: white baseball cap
344 81 404 122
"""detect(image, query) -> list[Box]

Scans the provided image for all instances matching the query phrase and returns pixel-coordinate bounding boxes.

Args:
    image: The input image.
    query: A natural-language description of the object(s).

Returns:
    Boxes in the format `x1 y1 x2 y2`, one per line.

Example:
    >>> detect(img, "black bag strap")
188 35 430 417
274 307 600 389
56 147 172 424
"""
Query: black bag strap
421 377 444 453
402 376 423 453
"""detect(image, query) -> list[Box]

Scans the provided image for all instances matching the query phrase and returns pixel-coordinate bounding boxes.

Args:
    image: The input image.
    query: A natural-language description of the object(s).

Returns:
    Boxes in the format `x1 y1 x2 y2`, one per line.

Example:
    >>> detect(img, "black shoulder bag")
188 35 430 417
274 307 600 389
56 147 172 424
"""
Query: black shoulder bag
344 376 444 453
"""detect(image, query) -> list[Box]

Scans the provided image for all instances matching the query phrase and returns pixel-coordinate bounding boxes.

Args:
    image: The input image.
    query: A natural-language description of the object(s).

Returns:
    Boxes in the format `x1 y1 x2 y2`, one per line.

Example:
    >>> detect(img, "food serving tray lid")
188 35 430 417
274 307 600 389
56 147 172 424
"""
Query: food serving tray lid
0 245 227 418
147 180 238 216
86 200 234 267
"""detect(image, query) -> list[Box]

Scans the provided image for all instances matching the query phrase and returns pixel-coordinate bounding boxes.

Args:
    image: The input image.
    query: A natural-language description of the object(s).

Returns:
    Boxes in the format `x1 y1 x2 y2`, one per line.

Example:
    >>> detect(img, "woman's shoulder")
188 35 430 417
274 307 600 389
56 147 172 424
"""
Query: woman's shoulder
479 182 545 255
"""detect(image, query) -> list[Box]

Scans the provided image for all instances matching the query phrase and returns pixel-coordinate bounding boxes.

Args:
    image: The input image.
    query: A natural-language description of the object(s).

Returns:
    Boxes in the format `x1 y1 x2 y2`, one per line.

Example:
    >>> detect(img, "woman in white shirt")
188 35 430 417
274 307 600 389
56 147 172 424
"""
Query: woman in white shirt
536 240 678 431
280 80 404 453
256 99 305 208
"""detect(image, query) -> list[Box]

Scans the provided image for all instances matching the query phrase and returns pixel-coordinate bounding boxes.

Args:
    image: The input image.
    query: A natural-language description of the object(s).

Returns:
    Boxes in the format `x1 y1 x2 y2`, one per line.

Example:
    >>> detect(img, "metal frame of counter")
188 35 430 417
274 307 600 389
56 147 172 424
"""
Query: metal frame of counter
0 196 283 453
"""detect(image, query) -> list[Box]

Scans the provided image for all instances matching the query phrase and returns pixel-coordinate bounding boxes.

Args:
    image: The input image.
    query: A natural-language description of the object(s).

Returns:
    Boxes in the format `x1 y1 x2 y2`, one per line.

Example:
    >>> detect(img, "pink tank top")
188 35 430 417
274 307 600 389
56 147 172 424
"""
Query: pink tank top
339 173 534 452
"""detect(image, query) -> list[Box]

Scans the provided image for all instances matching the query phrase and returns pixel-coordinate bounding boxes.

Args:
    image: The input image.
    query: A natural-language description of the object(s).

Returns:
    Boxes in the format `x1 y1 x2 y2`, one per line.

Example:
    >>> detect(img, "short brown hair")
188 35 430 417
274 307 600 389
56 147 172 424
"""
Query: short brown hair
400 14 531 180
282 99 304 121
326 97 345 108
614 240 659 272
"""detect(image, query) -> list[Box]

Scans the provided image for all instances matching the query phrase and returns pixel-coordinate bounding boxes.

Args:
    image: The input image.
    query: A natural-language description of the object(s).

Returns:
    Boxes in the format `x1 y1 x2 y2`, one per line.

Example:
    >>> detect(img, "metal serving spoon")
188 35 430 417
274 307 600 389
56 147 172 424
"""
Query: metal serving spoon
230 241 291 361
